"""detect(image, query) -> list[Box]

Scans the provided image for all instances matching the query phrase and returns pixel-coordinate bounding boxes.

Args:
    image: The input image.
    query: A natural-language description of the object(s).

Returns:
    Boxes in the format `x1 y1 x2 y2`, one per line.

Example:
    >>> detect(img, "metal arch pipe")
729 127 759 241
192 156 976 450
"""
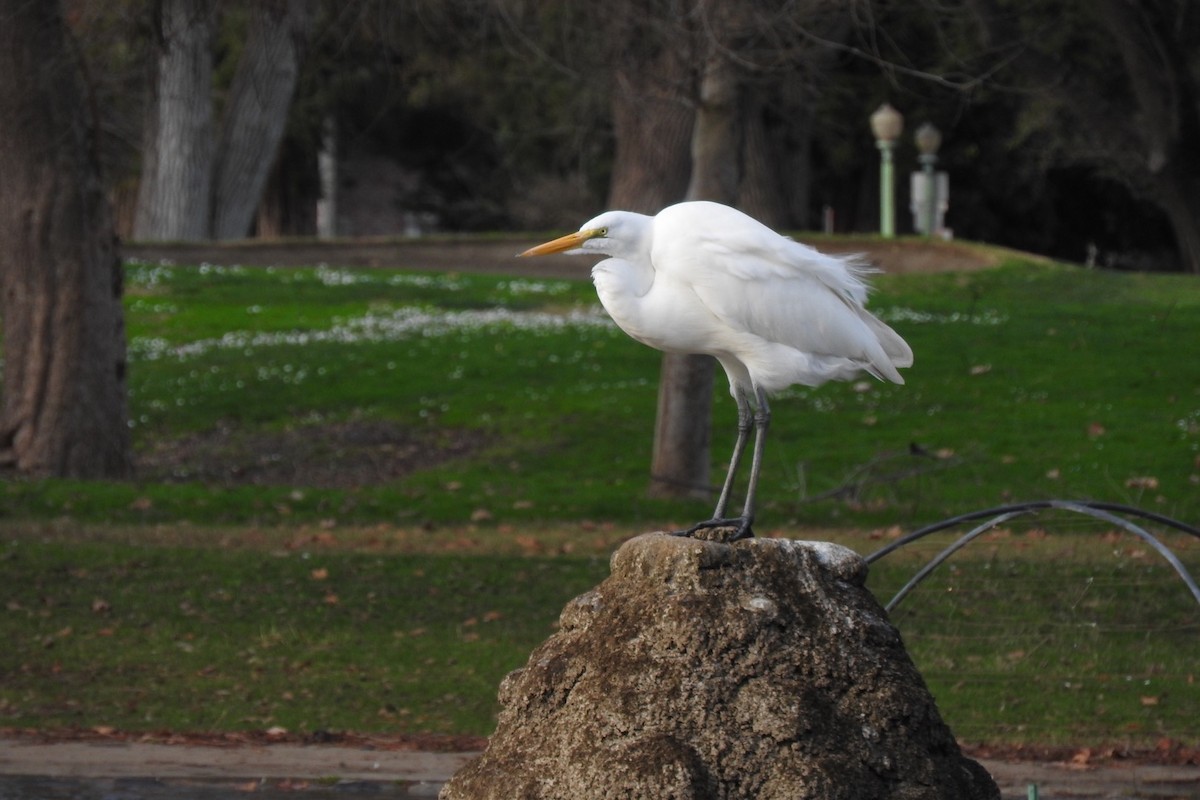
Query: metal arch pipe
882 510 1028 613
867 499 1200 612
866 500 1200 565
1053 501 1200 607
866 501 1056 565
1061 500 1200 538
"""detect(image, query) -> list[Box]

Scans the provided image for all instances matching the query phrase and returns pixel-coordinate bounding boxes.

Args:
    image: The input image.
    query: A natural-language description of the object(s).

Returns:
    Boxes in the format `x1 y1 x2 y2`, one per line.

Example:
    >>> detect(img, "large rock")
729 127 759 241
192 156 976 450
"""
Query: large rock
441 533 999 800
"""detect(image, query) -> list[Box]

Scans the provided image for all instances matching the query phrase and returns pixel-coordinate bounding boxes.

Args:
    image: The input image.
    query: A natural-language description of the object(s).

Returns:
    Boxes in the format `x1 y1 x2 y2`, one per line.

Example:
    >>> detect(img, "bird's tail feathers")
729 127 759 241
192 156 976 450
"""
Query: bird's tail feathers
862 314 913 383
873 319 914 368
864 355 906 385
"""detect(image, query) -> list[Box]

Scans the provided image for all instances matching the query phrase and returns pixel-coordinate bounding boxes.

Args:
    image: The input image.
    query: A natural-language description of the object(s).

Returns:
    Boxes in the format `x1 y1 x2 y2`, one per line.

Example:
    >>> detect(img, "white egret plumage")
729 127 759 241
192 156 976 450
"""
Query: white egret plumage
520 200 912 540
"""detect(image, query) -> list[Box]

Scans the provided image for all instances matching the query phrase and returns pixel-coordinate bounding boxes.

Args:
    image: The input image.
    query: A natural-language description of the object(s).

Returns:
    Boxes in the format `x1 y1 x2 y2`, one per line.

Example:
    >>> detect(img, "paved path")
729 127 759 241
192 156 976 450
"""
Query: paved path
0 738 472 798
1 738 1197 799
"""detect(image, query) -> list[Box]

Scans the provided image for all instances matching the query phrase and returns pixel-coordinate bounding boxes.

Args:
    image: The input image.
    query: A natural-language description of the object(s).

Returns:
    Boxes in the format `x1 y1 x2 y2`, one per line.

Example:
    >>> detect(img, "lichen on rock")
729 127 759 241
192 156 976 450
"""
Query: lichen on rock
440 532 999 800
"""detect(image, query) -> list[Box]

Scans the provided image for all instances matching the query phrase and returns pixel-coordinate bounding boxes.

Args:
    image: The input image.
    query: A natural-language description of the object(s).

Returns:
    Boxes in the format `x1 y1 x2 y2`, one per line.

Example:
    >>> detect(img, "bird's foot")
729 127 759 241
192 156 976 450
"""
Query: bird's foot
670 517 755 543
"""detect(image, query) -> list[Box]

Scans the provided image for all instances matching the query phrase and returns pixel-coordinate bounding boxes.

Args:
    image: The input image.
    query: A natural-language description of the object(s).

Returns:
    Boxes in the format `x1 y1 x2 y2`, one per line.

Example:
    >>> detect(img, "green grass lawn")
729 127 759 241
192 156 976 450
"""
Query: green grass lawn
870 523 1200 746
4 255 1199 530
1 247 1198 748
1 531 606 736
2 523 1195 747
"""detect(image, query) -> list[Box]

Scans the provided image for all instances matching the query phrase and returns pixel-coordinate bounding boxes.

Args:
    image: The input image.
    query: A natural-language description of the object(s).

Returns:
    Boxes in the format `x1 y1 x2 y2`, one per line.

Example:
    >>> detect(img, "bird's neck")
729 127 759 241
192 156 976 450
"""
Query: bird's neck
592 256 654 299
591 257 657 349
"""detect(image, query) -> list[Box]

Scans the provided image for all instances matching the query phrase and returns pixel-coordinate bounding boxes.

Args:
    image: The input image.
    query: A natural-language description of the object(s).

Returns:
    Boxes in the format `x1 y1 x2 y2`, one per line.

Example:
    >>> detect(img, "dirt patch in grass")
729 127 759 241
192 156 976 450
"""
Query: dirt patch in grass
122 234 1020 280
137 419 488 489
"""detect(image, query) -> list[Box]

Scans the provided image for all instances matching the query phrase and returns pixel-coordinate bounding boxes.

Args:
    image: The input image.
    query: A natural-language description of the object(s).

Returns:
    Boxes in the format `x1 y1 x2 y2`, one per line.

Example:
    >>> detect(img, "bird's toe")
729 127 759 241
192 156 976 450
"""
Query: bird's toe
671 518 755 543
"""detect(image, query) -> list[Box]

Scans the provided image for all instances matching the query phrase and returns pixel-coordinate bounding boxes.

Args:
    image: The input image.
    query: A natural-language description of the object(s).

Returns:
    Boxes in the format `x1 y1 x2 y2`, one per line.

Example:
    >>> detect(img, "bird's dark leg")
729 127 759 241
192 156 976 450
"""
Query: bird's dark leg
711 389 753 519
738 385 771 530
674 386 767 542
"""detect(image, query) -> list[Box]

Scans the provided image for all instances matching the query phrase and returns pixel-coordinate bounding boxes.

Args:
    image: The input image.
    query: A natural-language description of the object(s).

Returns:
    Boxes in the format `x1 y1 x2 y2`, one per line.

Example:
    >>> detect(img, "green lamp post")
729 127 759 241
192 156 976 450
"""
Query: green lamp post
870 103 904 239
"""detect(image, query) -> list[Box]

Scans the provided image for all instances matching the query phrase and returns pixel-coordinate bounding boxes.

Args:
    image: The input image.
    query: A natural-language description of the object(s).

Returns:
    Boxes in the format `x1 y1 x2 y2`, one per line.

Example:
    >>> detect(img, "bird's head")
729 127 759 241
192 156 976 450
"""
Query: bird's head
518 211 650 260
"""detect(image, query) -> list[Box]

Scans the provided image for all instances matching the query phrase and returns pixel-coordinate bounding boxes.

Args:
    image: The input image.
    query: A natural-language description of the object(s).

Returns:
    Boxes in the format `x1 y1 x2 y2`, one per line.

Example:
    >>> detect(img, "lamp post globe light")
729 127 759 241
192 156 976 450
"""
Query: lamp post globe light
870 103 904 238
915 122 942 237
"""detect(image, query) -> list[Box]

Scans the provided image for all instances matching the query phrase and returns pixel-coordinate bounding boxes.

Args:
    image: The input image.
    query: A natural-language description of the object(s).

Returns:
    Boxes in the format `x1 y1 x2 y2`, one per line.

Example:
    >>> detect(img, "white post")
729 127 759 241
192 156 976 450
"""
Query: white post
316 116 337 239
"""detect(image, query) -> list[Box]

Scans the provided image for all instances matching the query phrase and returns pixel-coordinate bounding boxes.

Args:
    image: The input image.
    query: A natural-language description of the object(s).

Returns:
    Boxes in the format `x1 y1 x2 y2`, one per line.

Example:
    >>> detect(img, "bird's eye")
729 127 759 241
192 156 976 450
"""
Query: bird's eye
597 227 608 237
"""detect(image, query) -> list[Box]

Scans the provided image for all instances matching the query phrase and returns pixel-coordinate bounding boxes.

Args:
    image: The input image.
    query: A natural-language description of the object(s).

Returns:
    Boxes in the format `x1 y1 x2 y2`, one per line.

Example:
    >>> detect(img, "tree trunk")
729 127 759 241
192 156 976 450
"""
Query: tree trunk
211 0 316 240
684 54 742 204
606 61 693 212
649 51 742 500
650 353 718 499
0 0 131 477
133 0 215 241
601 46 699 498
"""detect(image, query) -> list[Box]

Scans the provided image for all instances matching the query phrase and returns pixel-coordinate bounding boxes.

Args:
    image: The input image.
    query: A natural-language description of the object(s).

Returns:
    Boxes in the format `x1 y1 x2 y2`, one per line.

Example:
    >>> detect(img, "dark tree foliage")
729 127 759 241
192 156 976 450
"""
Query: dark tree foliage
60 0 1200 270
832 0 1199 271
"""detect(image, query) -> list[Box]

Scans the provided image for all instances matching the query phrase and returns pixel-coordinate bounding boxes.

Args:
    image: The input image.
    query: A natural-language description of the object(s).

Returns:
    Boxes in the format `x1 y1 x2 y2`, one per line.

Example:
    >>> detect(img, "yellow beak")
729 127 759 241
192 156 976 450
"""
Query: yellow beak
518 229 598 257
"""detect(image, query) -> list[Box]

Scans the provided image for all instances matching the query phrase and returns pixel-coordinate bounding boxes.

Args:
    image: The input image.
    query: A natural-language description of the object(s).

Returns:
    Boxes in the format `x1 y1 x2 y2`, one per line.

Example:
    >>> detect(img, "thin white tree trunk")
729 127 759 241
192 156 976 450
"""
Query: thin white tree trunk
210 0 315 240
133 0 214 241
316 115 338 239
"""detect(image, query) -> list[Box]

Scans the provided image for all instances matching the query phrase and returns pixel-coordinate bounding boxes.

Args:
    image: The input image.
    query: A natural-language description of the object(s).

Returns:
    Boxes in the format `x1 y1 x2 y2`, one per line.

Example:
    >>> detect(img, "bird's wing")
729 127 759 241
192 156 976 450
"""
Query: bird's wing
688 256 896 366
652 213 909 383
654 202 875 306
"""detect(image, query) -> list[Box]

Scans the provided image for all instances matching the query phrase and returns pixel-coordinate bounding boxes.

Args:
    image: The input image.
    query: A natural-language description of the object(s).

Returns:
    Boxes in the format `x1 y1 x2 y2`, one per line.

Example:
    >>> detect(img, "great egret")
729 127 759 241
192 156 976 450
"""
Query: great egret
520 200 912 540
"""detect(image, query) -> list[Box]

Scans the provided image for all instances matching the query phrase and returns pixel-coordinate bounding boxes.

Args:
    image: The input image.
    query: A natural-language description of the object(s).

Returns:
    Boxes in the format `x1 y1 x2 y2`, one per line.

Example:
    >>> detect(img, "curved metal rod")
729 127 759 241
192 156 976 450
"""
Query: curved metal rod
868 499 1200 611
866 501 1056 564
1053 501 1200 607
883 510 1029 612
1059 500 1200 539
866 499 1200 564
